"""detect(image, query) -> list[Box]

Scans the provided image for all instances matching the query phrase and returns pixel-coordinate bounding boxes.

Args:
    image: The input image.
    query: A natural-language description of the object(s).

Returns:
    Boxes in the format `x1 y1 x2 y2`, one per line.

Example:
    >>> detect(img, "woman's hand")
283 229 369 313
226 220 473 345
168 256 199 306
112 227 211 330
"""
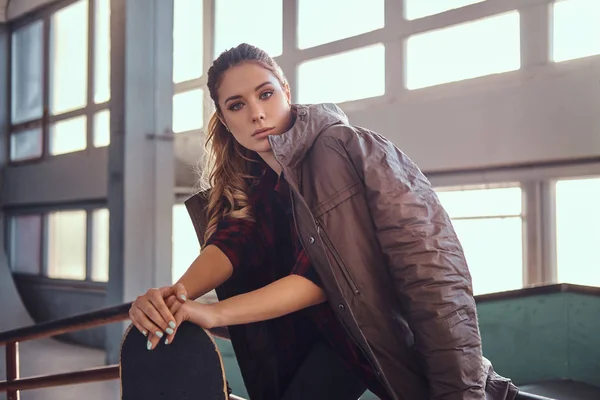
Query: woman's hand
165 300 220 345
128 282 188 350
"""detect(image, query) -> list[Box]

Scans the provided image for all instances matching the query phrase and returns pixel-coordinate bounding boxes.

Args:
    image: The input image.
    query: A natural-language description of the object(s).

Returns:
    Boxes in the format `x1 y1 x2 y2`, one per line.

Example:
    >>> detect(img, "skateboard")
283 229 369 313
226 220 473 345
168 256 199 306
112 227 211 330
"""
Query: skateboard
120 321 231 400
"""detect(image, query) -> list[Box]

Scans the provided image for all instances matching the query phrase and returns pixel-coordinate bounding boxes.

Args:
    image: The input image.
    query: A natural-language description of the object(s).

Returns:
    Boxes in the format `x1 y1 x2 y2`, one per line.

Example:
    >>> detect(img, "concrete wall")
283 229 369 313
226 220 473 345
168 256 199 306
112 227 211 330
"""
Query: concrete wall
346 59 600 172
1 148 108 206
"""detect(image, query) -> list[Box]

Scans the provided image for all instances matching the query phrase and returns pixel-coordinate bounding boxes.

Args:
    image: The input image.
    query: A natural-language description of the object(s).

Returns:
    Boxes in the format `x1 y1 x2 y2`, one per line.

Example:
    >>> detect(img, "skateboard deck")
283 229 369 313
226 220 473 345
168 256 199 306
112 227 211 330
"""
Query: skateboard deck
120 321 229 400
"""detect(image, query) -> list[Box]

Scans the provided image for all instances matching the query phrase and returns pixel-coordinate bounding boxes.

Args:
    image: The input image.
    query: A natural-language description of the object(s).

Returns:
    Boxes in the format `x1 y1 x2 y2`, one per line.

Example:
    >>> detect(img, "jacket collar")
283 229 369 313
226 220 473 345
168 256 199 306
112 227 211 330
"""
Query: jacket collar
268 103 349 169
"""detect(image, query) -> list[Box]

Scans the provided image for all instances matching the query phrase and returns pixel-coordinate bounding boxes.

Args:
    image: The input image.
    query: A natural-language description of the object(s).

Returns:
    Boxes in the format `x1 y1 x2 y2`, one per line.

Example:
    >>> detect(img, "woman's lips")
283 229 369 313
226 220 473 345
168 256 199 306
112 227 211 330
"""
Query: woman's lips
253 127 275 139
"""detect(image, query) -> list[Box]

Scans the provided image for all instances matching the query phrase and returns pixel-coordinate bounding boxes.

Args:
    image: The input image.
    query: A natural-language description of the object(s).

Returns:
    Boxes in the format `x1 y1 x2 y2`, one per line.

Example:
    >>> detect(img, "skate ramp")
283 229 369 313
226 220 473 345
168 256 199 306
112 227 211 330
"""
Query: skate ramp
0 234 119 400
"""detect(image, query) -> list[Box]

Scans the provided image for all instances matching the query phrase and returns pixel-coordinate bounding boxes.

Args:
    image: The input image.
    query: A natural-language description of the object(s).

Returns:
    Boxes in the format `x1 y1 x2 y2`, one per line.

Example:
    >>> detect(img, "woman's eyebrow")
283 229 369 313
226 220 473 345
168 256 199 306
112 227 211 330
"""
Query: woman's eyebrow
224 81 274 105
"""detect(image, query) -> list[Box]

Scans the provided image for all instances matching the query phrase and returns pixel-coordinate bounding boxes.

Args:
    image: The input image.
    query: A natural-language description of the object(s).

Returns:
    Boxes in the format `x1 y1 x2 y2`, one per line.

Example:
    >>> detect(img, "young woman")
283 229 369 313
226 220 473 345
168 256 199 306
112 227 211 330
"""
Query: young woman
129 43 540 400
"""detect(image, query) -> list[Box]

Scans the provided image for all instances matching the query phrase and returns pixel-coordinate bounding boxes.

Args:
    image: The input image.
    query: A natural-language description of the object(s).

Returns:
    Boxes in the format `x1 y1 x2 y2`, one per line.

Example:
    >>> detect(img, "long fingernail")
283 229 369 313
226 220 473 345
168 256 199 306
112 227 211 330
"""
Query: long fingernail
147 340 152 350
165 338 169 345
169 321 176 329
166 328 174 335
155 331 163 338
142 330 148 336
180 294 187 301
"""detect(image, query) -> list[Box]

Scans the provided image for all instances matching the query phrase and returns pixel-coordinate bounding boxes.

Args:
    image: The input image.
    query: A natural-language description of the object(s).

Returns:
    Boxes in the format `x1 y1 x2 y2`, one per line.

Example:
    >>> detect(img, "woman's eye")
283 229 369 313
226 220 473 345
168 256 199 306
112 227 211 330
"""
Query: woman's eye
229 102 243 111
260 91 274 100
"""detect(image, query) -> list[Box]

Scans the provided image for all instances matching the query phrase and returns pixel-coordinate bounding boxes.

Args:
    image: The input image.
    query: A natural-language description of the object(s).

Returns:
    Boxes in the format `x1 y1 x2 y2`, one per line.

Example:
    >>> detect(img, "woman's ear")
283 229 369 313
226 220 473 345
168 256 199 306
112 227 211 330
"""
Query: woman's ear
217 111 229 131
283 82 292 106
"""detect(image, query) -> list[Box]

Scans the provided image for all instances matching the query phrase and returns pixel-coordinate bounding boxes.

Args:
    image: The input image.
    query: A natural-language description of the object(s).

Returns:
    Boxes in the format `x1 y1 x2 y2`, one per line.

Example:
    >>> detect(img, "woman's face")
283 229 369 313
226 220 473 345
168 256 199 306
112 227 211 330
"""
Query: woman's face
217 62 292 154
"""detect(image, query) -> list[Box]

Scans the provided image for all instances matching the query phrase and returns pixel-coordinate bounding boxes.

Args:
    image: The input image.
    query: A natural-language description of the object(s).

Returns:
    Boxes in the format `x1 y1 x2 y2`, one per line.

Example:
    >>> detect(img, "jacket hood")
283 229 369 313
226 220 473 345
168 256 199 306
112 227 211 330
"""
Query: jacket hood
269 103 349 168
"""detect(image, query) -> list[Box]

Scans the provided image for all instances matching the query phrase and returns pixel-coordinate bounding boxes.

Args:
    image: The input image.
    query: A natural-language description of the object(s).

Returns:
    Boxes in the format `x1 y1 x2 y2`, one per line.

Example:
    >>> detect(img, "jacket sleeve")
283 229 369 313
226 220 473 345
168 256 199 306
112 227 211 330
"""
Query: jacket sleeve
344 128 486 399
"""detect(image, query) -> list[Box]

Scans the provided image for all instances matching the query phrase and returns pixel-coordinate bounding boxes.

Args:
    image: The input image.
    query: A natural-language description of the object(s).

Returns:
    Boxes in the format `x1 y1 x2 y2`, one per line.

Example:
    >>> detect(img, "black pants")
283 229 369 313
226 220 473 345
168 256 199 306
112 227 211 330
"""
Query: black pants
281 340 553 400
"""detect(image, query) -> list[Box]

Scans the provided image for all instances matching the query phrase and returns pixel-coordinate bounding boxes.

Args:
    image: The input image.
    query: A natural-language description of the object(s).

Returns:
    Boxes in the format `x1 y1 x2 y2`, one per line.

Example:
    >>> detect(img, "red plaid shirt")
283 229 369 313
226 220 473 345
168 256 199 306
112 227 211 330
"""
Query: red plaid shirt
206 164 391 399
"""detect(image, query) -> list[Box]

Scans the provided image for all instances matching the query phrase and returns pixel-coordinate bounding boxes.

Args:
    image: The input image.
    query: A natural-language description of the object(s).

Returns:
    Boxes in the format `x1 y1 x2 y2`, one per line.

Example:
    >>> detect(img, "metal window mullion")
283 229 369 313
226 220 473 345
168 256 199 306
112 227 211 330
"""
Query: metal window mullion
42 14 51 159
5 25 13 162
87 0 96 150
203 0 215 130
522 180 544 286
540 180 558 284
85 209 93 281
385 0 406 95
41 212 49 277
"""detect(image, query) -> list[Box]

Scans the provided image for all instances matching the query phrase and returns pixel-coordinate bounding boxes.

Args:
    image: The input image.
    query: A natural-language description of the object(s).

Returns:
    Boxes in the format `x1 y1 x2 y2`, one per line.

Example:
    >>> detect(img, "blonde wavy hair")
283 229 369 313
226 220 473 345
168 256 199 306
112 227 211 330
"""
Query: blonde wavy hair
201 43 289 243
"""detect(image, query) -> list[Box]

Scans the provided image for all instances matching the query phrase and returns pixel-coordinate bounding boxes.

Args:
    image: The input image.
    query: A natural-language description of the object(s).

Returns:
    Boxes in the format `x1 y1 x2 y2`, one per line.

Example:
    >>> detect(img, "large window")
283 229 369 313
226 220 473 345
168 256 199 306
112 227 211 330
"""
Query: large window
10 20 43 125
436 186 524 295
297 44 385 104
8 0 111 162
214 0 282 58
297 0 384 49
405 0 486 20
7 208 109 282
47 210 87 280
50 0 89 115
406 12 521 90
172 204 199 283
172 89 204 133
173 0 203 83
552 0 600 63
556 177 600 287
9 215 43 275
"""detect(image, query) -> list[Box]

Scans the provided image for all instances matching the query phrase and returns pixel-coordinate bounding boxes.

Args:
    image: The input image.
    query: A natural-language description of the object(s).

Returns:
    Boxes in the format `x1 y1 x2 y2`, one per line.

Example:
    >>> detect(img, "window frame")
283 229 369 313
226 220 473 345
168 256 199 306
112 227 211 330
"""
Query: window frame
6 0 110 166
4 203 109 283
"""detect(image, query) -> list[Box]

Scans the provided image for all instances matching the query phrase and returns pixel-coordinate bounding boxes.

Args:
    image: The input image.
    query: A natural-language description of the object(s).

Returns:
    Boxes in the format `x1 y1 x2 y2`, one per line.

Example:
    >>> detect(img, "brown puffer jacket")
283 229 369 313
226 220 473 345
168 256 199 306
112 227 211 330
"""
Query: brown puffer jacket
185 103 519 400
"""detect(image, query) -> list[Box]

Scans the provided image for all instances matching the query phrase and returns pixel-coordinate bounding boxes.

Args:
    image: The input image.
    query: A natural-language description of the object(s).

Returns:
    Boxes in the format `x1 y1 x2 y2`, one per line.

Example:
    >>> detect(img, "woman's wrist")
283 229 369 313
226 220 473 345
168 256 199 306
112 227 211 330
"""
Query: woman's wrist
186 301 224 330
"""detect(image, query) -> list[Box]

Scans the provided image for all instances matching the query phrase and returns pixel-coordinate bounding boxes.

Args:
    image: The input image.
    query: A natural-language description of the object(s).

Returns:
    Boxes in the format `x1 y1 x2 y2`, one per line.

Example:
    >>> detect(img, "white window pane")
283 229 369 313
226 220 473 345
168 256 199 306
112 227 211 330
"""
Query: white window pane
405 0 486 20
556 177 600 287
47 210 87 280
452 217 523 295
94 0 111 103
50 0 89 114
11 21 43 124
214 0 282 58
173 89 203 133
94 110 110 147
298 0 384 49
172 204 200 283
552 0 600 63
436 187 522 218
10 129 43 162
92 209 109 282
406 12 520 90
10 215 42 275
50 116 87 156
298 44 385 104
173 0 203 83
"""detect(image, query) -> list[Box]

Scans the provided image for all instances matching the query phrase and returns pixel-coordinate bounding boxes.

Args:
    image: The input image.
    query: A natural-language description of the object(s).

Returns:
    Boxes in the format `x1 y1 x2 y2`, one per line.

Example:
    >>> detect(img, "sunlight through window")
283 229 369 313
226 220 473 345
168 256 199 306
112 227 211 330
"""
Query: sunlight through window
552 0 600 62
436 186 524 295
556 177 600 287
50 0 88 115
173 89 204 133
214 0 282 58
50 116 87 156
173 0 204 83
48 211 87 280
298 44 385 104
406 12 520 90
297 0 384 49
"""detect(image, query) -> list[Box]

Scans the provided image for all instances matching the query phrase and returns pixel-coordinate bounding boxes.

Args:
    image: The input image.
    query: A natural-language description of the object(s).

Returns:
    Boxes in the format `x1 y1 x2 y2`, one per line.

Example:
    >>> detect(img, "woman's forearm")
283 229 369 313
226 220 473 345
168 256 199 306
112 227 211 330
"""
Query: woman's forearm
176 245 233 300
209 275 326 327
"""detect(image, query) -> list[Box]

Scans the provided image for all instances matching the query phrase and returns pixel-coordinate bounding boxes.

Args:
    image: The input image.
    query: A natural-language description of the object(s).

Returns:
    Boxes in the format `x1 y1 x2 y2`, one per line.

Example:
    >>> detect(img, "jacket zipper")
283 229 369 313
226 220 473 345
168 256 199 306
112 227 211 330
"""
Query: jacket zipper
315 222 360 296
